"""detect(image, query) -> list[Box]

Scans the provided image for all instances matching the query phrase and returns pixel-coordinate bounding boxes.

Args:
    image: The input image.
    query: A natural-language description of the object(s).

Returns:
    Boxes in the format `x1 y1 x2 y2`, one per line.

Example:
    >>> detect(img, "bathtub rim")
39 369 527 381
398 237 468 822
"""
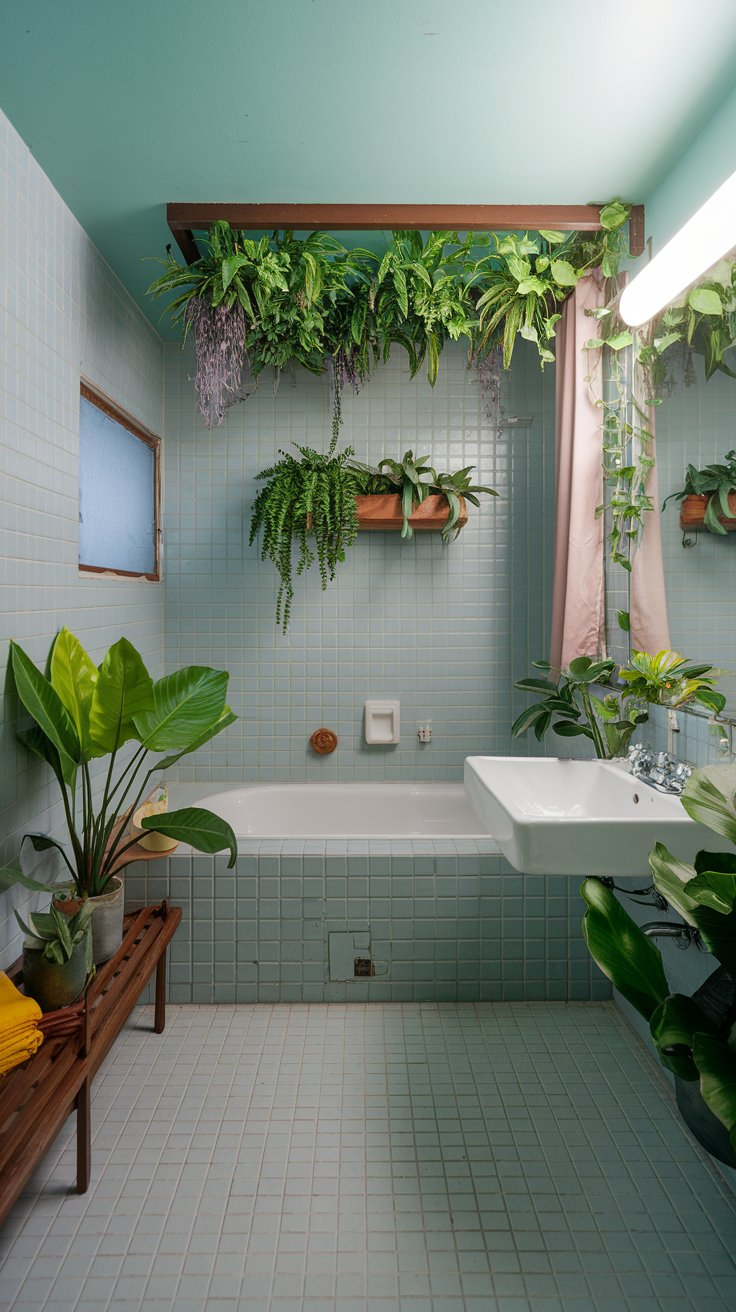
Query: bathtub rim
164 779 499 851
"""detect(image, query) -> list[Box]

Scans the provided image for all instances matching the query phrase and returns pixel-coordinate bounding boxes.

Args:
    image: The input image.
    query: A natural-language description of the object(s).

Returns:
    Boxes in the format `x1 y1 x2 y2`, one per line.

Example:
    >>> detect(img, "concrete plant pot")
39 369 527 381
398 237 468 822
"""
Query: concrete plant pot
22 933 89 1013
55 876 125 965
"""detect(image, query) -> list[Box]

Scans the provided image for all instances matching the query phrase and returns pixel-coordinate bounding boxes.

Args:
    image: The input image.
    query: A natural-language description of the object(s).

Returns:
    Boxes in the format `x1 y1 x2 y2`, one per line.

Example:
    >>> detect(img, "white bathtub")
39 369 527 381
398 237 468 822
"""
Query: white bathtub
172 782 490 839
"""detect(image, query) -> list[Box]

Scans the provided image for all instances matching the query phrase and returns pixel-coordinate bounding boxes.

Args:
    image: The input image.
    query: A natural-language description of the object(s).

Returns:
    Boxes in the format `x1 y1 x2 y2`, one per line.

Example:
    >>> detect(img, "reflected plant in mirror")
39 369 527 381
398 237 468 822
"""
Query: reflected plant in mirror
513 650 724 759
662 448 736 535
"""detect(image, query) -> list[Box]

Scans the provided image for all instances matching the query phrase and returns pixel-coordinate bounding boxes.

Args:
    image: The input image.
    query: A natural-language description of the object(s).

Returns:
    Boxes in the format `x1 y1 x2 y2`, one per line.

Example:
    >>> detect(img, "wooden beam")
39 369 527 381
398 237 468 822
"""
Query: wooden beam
167 202 646 264
628 204 646 258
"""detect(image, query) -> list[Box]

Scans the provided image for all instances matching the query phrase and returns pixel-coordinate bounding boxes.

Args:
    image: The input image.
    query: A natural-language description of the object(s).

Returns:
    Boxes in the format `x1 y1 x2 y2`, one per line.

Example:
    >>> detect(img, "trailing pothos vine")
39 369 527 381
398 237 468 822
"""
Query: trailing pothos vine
587 255 736 575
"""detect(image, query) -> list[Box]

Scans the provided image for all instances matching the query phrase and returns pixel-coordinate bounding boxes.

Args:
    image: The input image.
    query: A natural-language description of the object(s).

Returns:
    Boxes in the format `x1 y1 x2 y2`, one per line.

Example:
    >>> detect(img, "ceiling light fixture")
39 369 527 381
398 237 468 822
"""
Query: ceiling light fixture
619 168 736 327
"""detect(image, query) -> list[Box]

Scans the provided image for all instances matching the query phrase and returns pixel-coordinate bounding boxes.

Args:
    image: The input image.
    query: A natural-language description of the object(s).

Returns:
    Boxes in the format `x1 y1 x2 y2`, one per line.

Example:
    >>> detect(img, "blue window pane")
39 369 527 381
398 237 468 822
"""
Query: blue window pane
79 395 157 575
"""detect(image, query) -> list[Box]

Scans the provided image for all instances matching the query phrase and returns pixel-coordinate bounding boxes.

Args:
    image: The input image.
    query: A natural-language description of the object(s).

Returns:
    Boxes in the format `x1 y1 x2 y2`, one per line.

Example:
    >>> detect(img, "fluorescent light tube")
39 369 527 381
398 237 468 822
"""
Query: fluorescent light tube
619 168 736 327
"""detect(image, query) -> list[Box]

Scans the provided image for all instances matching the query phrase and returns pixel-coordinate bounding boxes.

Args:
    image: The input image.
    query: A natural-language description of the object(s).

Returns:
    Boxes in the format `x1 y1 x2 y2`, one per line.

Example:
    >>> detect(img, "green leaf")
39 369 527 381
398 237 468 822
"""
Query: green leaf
517 277 547 296
49 628 98 752
538 230 564 245
134 667 229 752
568 656 593 678
599 201 629 231
221 254 249 291
89 637 155 754
687 864 736 914
688 286 723 316
153 707 238 772
0 863 70 895
553 721 592 738
550 259 578 287
617 610 631 632
649 842 700 924
10 640 81 764
511 704 549 736
17 724 77 790
693 1032 736 1142
581 877 669 1020
606 331 634 351
140 807 237 868
514 677 560 694
650 994 717 1081
681 770 736 845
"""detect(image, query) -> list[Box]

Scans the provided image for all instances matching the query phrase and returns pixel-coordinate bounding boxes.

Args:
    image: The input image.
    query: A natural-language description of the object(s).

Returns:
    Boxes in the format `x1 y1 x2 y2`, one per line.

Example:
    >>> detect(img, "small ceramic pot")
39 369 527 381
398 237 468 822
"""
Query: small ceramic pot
22 933 89 1012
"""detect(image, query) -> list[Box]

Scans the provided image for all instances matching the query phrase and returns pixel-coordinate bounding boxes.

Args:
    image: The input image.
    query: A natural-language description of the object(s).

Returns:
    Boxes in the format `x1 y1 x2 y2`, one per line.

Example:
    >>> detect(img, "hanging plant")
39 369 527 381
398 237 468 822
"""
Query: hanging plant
249 439 363 631
183 295 248 428
148 205 634 427
148 223 372 427
249 440 498 628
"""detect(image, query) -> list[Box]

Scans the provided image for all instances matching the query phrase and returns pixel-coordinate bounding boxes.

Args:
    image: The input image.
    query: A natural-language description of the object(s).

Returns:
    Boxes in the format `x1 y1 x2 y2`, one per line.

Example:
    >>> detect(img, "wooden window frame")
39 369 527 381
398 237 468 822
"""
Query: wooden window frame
78 381 162 582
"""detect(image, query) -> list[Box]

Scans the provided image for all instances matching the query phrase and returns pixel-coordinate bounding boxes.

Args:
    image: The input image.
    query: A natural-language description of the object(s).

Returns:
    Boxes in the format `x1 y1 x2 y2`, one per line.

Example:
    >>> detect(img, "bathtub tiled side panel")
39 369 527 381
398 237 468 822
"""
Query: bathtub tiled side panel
126 853 607 1004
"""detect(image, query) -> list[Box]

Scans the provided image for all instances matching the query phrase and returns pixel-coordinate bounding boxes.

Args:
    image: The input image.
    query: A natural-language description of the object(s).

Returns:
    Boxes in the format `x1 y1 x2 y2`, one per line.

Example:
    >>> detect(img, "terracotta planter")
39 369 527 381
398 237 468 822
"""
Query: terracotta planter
679 492 736 532
354 493 468 533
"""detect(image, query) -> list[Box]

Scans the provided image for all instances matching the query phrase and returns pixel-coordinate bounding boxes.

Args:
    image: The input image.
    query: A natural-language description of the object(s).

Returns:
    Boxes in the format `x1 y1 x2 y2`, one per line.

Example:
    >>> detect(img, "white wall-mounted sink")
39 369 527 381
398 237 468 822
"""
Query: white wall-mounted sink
463 756 713 877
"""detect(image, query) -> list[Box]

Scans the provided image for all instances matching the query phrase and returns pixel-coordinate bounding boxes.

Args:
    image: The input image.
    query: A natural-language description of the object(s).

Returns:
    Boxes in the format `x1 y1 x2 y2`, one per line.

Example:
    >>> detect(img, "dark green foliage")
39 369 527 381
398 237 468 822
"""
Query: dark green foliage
581 766 736 1155
249 441 362 631
249 444 499 627
148 210 634 409
512 655 644 759
350 450 497 542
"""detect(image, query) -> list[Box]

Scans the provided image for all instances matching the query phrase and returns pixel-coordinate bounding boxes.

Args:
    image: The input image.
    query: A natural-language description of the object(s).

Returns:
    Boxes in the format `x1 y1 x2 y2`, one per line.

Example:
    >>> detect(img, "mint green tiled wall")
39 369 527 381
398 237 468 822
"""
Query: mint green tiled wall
163 342 556 780
0 109 165 969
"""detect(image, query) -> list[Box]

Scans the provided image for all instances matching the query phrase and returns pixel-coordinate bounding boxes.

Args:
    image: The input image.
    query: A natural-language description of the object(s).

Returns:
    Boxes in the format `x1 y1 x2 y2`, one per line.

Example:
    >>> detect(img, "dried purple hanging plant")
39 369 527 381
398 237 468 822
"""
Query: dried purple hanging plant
185 295 247 428
333 345 367 394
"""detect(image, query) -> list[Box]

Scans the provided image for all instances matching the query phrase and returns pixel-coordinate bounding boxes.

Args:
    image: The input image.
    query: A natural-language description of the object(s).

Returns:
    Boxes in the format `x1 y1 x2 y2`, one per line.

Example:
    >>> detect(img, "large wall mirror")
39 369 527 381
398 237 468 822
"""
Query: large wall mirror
611 355 736 721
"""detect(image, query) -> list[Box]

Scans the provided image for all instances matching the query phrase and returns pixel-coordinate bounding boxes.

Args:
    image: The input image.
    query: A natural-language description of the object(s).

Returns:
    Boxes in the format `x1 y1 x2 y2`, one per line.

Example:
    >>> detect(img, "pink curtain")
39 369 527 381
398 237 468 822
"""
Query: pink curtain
630 407 671 652
550 274 606 670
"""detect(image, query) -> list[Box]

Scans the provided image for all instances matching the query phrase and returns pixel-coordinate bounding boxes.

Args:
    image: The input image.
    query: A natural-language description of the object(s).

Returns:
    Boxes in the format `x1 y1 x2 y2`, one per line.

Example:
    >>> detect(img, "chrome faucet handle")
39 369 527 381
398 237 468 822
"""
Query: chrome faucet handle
627 741 691 794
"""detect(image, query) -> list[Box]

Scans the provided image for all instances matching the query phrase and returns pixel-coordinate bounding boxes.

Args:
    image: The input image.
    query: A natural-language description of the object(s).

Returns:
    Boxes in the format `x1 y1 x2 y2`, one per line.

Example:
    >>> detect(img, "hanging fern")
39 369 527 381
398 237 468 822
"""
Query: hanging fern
249 440 362 631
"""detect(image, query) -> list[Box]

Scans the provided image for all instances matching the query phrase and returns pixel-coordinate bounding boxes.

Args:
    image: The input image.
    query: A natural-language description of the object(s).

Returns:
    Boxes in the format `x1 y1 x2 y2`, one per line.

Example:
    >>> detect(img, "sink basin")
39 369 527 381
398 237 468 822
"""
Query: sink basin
463 756 713 877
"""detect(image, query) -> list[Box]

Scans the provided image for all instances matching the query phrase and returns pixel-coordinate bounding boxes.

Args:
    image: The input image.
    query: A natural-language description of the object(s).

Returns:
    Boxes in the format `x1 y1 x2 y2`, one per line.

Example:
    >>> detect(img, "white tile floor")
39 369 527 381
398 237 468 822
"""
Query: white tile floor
1 1003 735 1312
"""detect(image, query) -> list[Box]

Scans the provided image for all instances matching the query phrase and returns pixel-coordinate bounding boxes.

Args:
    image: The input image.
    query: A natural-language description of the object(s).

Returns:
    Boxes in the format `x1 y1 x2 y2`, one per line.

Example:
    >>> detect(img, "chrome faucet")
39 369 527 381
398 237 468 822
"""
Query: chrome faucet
627 742 691 795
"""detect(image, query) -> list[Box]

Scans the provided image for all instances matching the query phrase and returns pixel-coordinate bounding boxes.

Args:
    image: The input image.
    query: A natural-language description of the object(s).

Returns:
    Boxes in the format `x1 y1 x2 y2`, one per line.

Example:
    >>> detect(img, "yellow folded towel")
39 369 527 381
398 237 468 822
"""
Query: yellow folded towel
0 971 44 1076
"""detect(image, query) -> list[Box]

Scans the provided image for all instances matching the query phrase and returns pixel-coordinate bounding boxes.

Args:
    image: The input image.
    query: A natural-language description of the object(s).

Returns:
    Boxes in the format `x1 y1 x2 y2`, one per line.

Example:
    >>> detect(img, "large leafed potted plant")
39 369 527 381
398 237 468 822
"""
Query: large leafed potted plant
581 766 736 1165
0 629 237 964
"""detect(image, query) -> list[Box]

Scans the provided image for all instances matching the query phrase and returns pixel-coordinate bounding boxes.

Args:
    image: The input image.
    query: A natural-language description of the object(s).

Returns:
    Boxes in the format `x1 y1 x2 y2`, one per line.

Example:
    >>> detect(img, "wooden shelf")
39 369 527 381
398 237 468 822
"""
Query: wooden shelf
680 493 736 533
1 902 181 1221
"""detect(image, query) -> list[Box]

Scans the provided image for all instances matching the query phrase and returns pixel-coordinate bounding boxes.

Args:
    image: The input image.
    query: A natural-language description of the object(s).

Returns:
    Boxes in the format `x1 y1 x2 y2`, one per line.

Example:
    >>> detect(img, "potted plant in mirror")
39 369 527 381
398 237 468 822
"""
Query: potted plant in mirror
580 765 736 1166
16 900 93 1013
0 629 238 964
512 651 724 758
663 450 736 535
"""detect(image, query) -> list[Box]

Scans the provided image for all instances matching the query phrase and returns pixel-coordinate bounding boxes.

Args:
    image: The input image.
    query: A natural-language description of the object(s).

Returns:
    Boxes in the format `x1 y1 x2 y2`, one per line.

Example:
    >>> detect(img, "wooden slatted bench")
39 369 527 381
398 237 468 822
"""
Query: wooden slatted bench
0 900 181 1226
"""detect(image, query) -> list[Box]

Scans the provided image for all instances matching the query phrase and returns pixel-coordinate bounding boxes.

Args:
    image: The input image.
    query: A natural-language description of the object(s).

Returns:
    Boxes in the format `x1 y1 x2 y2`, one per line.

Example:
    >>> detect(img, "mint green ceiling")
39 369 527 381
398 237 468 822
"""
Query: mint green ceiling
3 0 736 338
